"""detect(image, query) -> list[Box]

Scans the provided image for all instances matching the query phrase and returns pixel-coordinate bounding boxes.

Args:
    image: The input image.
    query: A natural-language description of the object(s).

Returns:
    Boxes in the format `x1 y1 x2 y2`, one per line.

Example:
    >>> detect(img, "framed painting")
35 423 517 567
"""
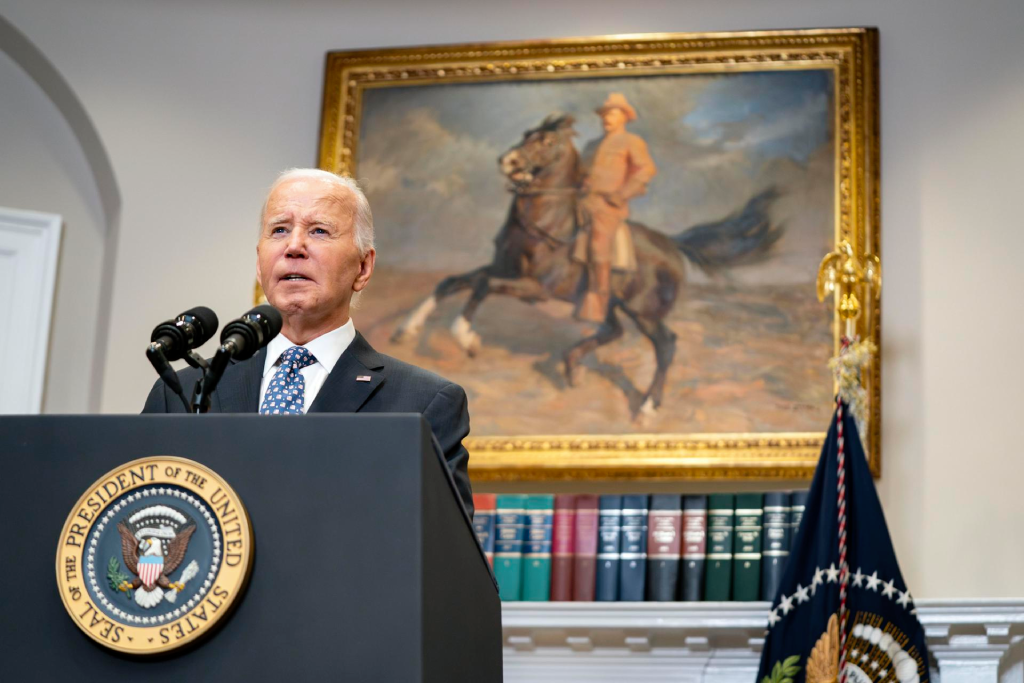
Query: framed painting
314 28 881 481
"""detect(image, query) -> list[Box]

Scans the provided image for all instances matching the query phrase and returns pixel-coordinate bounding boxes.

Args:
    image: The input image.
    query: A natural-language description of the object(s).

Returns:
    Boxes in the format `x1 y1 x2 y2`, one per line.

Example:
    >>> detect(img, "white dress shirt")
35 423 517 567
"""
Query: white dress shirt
259 319 356 413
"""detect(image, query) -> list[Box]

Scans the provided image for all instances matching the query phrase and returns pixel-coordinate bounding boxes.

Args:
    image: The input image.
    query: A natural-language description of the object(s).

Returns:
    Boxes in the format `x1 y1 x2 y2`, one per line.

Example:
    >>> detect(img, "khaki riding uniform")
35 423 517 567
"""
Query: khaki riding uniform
573 130 657 322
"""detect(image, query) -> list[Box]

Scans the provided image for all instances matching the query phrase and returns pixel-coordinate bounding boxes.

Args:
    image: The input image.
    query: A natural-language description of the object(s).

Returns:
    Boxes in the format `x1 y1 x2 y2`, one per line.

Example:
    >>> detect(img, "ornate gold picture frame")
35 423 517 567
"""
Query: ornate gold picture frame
316 28 880 482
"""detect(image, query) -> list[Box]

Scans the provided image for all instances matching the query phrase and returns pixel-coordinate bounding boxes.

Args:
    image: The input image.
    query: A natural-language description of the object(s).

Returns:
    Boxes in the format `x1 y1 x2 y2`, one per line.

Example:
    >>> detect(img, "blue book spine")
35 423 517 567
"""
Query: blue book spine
494 494 527 601
595 495 623 601
618 495 648 601
761 492 791 602
789 490 809 551
472 508 496 565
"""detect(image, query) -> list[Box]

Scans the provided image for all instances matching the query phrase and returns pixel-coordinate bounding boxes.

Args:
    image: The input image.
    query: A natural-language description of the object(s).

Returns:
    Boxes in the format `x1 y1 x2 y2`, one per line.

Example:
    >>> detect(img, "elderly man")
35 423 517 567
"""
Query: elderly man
573 93 657 322
142 168 474 514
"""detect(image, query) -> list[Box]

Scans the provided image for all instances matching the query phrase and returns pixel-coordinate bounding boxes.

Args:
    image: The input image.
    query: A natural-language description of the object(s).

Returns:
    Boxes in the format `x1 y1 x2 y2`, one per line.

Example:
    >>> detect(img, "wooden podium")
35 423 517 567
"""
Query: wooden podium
0 414 501 681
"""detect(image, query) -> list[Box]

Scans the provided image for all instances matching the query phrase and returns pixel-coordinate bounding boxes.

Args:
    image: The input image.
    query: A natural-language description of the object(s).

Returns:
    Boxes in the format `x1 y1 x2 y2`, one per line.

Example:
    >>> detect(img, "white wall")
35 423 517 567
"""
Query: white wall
0 0 1021 598
0 48 106 413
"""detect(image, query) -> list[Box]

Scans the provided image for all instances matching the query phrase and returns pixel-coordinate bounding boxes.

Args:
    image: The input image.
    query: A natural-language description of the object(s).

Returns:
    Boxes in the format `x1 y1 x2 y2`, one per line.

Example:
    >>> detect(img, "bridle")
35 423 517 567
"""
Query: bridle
503 132 581 247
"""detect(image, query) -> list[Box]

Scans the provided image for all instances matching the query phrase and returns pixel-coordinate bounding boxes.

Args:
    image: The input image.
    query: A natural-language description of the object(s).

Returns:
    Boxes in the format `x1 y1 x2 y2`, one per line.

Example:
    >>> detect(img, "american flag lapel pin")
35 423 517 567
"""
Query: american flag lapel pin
356 375 372 382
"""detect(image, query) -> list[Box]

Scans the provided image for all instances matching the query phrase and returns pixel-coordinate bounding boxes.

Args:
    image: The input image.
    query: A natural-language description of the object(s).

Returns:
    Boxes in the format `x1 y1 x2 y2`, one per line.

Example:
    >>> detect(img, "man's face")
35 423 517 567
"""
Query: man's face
256 177 373 327
601 107 628 133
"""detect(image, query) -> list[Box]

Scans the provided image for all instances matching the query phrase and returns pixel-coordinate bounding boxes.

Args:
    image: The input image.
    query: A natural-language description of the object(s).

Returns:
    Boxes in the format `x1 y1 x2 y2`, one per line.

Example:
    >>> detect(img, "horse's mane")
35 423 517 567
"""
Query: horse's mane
523 113 576 138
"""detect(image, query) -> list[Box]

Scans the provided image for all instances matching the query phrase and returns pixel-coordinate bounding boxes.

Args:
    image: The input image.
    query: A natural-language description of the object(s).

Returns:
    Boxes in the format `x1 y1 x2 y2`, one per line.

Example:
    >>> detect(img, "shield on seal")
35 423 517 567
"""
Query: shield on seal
138 555 164 589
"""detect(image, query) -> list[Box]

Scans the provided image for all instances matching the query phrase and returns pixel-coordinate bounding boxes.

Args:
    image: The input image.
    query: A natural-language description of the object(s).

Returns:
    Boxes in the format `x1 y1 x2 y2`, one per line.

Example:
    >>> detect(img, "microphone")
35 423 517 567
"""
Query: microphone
218 305 283 360
149 306 219 361
146 306 219 412
191 305 282 414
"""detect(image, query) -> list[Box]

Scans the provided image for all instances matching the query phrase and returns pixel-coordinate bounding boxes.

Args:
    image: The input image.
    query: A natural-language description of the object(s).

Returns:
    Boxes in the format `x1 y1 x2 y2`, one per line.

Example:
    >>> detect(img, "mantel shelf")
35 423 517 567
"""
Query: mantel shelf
500 600 1024 683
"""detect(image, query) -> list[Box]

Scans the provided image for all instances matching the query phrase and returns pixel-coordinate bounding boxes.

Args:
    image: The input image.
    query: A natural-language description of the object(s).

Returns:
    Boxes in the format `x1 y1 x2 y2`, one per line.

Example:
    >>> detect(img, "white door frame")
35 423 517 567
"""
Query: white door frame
0 206 62 414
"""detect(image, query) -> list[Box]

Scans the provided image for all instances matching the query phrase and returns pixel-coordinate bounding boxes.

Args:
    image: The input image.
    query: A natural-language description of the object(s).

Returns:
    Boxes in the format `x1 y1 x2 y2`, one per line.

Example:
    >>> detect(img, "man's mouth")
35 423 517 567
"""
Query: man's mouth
282 274 311 282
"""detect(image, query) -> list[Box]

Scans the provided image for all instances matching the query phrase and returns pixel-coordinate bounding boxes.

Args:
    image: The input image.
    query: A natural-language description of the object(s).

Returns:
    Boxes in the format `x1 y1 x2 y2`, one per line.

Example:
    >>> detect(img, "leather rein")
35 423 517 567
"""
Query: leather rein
509 184 579 247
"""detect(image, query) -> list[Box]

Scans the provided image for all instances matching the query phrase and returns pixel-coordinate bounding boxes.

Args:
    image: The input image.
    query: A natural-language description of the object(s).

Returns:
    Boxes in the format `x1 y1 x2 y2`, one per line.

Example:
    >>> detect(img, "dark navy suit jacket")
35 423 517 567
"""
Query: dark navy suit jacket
142 331 474 516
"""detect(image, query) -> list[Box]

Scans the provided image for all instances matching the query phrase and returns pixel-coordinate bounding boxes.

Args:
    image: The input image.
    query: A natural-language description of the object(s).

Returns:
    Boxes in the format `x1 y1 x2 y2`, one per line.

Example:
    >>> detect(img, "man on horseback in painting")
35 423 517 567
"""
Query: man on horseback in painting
394 108 780 423
573 93 657 322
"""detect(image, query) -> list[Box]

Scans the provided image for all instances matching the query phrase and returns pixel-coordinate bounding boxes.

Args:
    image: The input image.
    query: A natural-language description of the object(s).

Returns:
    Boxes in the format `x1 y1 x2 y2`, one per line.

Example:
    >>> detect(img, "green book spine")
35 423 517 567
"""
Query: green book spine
704 493 735 601
521 495 555 601
495 494 527 601
731 493 764 601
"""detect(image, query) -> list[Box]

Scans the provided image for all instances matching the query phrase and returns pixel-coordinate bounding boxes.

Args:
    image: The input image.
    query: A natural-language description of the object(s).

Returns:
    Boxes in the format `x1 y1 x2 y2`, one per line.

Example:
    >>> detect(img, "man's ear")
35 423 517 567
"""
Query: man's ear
353 249 376 292
255 243 263 283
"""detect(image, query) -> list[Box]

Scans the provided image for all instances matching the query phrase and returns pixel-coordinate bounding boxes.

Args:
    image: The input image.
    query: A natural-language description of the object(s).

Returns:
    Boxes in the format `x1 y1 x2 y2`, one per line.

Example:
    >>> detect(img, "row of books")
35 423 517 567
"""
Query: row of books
472 491 808 602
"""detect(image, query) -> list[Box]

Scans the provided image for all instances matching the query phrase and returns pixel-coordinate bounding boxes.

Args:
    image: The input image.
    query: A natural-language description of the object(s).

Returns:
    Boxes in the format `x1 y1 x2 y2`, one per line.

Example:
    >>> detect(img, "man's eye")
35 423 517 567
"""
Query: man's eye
312 227 328 235
271 227 287 234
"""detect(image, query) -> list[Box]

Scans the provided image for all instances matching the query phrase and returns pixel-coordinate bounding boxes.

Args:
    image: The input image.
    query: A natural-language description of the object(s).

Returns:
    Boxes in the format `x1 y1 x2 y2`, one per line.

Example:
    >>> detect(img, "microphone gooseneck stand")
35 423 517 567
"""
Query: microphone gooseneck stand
183 349 217 414
146 343 192 412
189 346 232 414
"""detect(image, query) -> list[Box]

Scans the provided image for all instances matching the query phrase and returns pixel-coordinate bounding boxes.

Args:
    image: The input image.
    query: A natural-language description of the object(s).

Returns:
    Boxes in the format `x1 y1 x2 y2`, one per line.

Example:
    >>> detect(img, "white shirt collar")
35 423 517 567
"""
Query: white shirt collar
262 318 356 378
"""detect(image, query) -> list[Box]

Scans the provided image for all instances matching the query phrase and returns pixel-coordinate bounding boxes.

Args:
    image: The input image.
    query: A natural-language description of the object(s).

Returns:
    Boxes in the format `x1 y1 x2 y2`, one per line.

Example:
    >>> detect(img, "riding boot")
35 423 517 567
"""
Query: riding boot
576 261 611 323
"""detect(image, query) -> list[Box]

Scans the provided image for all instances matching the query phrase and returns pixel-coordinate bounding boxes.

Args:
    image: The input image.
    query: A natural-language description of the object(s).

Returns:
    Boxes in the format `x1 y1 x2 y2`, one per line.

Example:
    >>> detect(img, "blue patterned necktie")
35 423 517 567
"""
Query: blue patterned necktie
260 346 318 415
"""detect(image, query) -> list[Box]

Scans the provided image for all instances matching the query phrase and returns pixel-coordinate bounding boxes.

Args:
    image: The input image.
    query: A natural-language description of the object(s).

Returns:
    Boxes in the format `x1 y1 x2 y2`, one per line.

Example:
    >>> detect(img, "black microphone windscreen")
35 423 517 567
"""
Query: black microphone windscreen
249 304 283 339
218 305 283 360
183 306 219 345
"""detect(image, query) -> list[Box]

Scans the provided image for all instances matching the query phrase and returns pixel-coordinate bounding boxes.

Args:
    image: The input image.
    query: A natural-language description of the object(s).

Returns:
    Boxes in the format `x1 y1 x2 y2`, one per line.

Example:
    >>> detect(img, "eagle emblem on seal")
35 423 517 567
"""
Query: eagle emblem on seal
114 504 198 608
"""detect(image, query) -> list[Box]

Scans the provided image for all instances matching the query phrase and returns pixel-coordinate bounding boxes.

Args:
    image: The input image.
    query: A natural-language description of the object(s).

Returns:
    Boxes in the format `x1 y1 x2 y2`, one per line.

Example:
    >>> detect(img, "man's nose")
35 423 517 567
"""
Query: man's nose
285 230 308 257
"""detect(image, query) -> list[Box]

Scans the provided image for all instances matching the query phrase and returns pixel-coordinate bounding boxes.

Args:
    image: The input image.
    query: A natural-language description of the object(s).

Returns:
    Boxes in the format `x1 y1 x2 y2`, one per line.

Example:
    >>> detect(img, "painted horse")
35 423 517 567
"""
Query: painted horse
392 113 782 421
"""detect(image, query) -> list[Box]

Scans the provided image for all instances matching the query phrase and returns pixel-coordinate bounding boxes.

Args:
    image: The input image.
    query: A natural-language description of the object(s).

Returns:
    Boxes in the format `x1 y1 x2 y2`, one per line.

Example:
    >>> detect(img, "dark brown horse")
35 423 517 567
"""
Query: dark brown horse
392 113 781 422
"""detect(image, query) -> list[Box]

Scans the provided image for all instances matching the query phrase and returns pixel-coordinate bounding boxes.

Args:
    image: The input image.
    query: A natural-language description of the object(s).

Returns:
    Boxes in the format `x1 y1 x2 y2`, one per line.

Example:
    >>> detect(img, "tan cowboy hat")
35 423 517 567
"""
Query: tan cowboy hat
595 93 638 121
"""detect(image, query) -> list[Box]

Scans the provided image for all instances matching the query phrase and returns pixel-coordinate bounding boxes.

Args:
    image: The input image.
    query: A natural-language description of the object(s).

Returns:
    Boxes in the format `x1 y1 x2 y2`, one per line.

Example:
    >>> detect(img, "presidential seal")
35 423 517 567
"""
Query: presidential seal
56 457 253 654
798 613 926 683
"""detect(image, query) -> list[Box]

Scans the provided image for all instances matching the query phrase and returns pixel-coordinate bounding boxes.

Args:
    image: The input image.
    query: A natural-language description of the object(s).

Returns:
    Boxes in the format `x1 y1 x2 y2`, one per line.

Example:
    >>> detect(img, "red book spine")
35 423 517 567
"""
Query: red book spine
550 494 577 601
572 495 599 601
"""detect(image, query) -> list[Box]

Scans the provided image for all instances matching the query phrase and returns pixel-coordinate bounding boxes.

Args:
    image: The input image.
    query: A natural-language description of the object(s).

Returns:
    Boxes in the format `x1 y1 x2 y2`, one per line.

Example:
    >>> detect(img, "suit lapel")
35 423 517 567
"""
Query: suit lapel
215 347 266 413
308 332 385 414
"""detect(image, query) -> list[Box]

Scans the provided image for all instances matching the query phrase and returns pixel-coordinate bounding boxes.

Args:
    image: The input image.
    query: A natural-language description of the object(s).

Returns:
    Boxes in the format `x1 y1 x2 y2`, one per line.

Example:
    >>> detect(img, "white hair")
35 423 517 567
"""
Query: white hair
260 168 375 256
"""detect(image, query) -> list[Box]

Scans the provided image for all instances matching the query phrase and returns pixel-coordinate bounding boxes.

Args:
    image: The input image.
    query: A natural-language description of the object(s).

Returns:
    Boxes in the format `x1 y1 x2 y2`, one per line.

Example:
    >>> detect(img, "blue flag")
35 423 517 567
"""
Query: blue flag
757 402 930 683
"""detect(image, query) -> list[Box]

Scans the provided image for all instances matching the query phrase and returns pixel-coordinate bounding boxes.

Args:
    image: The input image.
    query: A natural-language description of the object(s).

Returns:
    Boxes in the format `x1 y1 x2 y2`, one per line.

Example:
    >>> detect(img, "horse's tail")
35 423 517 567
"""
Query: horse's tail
672 187 783 273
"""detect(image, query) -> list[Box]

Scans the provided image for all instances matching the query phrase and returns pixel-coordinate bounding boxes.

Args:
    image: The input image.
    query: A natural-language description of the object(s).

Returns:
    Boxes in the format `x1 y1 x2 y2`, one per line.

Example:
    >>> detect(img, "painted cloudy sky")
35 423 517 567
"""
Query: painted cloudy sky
357 69 835 283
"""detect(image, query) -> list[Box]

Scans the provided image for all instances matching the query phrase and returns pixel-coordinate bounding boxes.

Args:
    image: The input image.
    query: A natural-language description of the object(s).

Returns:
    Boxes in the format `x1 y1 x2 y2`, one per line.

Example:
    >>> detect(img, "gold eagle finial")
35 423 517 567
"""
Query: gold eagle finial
817 239 880 339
